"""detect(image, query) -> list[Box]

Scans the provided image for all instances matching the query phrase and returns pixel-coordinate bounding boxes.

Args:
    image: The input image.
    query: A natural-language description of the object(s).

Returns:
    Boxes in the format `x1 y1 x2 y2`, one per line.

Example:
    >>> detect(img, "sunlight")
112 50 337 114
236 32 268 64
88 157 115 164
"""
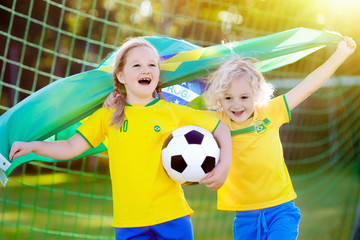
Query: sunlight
140 0 152 17
314 0 360 26
331 0 358 6
329 0 360 10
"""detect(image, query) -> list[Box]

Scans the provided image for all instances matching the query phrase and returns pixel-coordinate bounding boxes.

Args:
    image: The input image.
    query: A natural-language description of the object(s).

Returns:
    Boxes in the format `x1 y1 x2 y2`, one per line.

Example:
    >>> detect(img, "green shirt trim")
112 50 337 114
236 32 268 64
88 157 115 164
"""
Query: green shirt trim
146 98 160 107
76 130 95 148
231 126 256 136
126 98 160 107
211 120 221 134
282 94 291 121
231 118 271 136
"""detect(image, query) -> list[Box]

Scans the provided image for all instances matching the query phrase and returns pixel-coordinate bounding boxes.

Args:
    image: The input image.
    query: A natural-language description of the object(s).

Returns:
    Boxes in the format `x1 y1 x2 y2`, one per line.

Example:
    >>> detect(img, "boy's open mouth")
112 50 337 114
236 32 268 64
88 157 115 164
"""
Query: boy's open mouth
232 111 243 116
138 77 151 85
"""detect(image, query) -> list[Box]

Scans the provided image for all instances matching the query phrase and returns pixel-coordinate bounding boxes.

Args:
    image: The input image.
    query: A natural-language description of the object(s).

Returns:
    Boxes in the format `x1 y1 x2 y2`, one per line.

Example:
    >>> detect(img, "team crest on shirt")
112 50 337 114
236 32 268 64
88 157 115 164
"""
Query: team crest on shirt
151 120 163 132
254 119 268 134
154 125 161 132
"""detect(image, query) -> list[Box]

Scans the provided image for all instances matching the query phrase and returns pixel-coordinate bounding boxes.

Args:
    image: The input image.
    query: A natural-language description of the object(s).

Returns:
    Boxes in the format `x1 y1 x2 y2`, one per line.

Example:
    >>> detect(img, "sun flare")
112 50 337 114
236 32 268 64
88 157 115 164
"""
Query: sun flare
329 0 360 9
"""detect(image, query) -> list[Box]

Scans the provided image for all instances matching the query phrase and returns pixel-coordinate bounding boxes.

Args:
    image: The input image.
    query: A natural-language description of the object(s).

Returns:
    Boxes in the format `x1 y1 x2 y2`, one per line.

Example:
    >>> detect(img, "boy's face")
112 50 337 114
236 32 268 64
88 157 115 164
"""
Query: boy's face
116 46 160 104
220 76 256 123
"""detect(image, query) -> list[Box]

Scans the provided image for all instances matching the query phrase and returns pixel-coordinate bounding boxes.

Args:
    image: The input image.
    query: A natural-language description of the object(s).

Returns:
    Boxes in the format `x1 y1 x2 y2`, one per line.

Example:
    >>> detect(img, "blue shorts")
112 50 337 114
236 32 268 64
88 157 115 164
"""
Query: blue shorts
114 215 194 240
233 201 301 240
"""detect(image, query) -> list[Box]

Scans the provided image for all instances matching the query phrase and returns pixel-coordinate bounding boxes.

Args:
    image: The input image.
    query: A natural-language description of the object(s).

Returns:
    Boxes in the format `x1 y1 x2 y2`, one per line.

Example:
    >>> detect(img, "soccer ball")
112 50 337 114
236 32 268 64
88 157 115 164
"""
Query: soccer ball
162 125 220 185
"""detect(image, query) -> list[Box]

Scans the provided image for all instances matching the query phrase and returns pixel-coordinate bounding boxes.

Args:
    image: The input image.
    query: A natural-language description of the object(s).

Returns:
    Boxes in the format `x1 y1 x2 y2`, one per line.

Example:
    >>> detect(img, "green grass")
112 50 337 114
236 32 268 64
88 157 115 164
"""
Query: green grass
0 172 114 240
290 162 360 240
0 164 359 240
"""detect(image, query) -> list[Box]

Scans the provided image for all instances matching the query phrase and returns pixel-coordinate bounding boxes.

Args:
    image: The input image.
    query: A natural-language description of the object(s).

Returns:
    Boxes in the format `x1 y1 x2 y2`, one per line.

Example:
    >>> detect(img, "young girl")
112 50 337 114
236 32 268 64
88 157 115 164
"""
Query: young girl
9 38 232 240
202 36 356 240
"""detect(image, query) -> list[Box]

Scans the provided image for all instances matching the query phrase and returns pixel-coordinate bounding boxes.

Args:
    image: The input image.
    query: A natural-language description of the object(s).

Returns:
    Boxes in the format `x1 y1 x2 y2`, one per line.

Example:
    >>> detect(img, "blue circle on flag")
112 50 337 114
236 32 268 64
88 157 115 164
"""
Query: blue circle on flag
162 79 205 105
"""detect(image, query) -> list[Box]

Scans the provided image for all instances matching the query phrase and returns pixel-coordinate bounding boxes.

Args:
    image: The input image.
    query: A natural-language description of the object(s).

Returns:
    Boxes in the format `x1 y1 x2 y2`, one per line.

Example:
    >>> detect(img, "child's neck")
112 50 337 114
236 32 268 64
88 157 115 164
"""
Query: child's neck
126 96 156 105
230 112 254 123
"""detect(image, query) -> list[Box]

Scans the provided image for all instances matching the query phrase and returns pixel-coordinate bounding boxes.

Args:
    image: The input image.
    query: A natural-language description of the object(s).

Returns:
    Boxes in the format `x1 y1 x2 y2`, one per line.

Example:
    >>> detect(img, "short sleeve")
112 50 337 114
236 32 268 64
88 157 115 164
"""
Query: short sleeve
175 105 220 133
77 108 110 148
264 95 291 127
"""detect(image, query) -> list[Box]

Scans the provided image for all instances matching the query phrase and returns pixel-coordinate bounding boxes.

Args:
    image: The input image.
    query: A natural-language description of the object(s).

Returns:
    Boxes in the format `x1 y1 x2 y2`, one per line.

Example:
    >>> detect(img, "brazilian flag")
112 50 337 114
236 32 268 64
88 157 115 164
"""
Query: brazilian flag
0 28 343 186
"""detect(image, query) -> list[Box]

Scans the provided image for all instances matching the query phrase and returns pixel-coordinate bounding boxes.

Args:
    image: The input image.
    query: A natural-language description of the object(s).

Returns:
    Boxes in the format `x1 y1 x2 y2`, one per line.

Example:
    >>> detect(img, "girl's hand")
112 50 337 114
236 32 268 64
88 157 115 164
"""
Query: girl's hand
103 92 120 109
200 162 230 190
9 141 35 160
336 36 356 57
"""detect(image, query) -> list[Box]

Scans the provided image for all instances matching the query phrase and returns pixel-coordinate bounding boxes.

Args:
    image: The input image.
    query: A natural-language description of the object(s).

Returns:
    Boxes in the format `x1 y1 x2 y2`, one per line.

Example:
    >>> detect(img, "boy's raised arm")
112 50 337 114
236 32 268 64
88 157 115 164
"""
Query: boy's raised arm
285 37 356 111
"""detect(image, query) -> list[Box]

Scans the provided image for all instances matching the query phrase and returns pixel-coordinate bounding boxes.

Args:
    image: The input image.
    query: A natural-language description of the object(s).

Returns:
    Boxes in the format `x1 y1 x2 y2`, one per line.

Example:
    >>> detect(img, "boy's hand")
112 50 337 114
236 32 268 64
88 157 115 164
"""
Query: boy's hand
336 36 356 57
200 162 230 190
103 92 120 109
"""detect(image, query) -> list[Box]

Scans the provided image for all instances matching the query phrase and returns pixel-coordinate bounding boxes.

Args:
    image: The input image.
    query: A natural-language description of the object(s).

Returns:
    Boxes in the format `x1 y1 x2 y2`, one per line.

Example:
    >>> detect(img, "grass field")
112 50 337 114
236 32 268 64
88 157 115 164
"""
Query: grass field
0 163 359 240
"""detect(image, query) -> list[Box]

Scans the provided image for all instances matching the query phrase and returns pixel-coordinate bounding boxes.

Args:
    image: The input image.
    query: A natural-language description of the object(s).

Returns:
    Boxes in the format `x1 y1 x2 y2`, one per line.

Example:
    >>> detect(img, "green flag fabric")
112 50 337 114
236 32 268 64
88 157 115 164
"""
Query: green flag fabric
0 28 343 185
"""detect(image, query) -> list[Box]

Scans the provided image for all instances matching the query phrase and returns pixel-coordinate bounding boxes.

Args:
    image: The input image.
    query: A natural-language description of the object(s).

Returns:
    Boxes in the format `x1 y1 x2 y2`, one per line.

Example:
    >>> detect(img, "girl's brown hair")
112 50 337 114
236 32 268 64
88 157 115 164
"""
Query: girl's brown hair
110 38 163 128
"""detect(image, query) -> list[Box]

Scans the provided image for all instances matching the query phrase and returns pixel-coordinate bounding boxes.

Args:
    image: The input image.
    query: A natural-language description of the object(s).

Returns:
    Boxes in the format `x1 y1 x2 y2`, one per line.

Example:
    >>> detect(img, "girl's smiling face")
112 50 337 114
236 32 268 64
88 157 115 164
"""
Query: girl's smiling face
116 46 160 104
220 76 256 123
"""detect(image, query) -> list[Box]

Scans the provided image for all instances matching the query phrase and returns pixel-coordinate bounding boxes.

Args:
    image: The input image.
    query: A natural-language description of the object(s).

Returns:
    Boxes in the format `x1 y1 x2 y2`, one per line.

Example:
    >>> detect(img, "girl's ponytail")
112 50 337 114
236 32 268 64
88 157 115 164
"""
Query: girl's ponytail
110 79 126 128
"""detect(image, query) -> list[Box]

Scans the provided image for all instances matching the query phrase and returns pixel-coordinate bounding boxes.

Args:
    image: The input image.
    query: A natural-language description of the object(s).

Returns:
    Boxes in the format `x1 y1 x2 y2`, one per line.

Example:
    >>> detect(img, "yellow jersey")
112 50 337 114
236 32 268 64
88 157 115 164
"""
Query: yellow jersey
77 99 220 227
216 95 297 211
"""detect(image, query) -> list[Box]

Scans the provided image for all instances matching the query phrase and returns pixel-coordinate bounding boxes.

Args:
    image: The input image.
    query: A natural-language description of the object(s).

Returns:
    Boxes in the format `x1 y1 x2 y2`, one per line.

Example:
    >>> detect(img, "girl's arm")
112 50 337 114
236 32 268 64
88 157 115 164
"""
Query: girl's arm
285 37 356 111
200 121 232 190
9 133 91 160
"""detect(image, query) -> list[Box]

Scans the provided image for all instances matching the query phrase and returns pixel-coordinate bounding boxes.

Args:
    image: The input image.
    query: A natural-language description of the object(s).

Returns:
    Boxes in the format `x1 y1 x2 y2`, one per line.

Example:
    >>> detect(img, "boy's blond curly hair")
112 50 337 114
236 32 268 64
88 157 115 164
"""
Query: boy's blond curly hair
204 58 275 111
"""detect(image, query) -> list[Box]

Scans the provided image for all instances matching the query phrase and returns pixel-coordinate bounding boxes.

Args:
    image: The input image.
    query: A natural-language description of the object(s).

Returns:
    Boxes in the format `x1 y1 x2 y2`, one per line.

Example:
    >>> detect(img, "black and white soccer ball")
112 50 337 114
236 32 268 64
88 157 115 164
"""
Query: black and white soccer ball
162 125 220 185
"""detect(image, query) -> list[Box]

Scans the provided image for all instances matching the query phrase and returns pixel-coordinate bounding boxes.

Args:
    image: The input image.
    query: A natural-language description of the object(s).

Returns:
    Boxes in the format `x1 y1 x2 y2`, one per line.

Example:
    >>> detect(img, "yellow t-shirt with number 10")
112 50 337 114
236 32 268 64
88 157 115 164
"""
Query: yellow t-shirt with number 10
77 99 220 228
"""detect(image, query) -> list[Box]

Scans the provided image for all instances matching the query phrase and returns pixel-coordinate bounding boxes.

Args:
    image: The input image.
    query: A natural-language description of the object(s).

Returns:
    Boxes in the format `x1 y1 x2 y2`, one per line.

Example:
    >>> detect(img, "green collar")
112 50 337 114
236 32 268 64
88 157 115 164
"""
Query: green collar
126 98 160 107
231 118 271 136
